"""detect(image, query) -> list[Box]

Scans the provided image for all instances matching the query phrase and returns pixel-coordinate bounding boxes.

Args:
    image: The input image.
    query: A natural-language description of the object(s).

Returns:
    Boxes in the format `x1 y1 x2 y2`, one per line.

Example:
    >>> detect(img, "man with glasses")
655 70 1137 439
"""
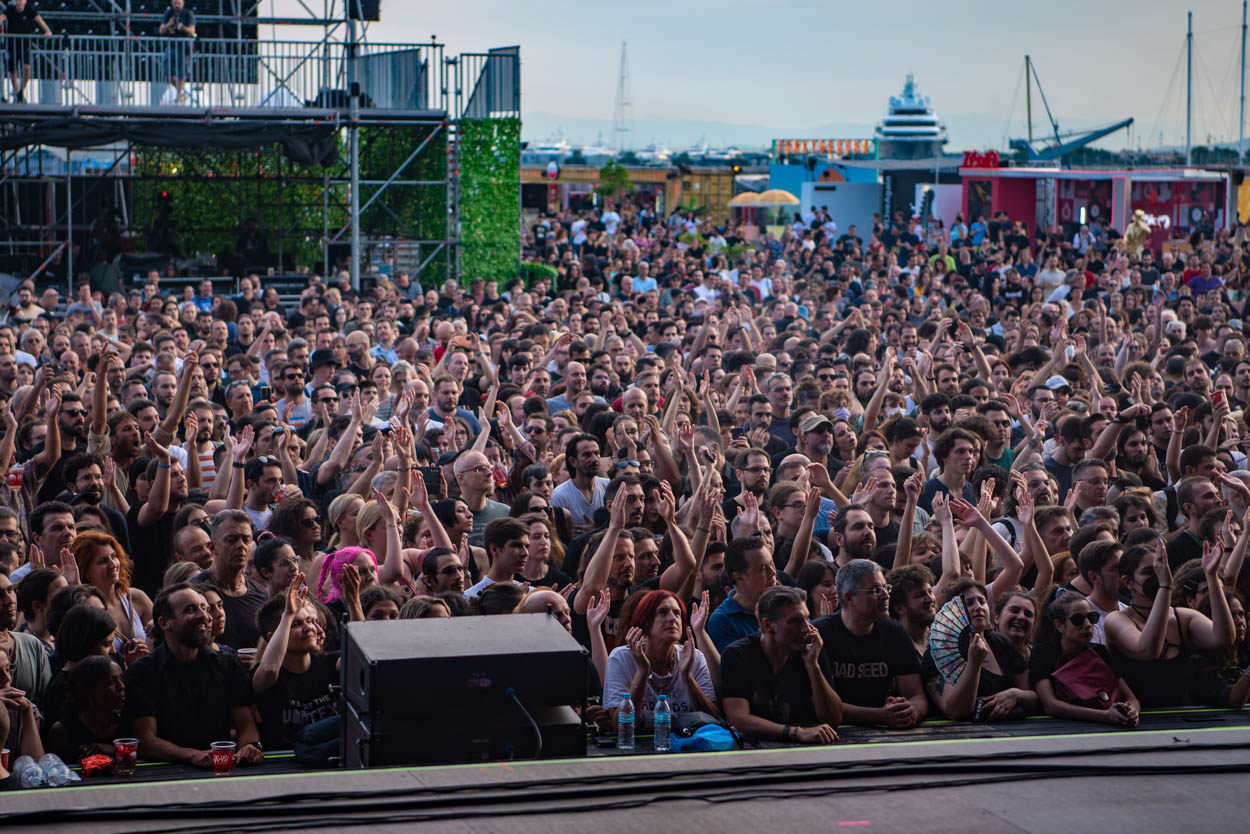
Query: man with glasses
724 447 773 527
421 546 466 595
1069 458 1110 519
976 400 1016 471
744 394 787 459
0 508 22 550
31 392 89 504
454 450 510 547
273 361 312 430
815 558 926 728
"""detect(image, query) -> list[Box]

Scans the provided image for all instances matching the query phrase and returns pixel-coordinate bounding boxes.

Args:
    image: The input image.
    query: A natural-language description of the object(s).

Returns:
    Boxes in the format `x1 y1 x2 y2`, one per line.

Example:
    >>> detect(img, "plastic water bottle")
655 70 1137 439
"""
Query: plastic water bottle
653 694 671 752
13 755 44 788
40 753 72 787
617 693 635 750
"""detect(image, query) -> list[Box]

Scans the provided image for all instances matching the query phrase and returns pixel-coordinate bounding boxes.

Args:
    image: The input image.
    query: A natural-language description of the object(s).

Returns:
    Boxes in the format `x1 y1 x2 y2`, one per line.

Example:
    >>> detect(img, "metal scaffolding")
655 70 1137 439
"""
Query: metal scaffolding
0 1 519 293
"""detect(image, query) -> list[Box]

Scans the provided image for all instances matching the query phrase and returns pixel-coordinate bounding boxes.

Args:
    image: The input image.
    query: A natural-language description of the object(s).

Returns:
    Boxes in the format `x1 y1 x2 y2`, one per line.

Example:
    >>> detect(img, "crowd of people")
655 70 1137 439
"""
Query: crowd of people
3 197 1250 784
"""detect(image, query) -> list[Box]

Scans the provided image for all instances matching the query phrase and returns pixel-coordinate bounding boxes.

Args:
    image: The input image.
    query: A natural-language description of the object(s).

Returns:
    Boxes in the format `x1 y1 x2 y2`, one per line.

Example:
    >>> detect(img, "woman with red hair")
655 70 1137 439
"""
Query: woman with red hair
71 530 152 661
602 589 719 727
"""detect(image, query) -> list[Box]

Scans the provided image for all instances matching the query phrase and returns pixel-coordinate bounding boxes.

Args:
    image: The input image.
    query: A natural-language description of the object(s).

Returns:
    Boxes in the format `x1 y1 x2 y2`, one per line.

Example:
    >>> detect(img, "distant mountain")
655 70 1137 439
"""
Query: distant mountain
522 111 1164 154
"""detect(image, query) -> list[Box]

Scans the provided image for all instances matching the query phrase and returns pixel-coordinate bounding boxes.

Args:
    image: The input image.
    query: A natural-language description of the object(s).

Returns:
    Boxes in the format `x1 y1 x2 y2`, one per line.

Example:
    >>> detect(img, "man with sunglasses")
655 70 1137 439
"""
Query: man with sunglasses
272 361 312 430
815 559 926 728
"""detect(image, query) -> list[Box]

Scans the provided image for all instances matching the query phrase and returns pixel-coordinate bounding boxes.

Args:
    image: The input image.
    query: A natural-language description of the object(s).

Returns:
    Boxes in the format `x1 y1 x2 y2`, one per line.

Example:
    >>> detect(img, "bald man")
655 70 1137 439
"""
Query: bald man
547 361 602 414
454 450 510 547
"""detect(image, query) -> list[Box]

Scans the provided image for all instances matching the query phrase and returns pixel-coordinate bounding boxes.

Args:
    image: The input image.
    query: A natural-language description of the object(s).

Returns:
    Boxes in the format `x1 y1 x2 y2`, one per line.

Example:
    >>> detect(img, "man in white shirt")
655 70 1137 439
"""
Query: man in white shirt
601 207 621 235
464 517 529 599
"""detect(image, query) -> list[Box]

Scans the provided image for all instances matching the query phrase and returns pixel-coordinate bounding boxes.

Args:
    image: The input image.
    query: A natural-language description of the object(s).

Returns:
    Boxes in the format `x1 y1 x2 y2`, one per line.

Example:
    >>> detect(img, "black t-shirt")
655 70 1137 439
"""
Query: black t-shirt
571 594 623 652
253 651 339 749
123 644 253 752
1166 529 1203 572
125 504 177 598
191 570 268 650
814 613 919 708
3 2 40 34
720 632 836 726
921 630 1026 700
161 7 195 37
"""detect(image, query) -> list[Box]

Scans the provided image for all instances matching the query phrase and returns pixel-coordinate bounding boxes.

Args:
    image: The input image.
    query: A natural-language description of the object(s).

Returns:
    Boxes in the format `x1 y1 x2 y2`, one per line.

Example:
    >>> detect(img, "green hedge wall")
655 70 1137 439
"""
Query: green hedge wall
458 117 520 283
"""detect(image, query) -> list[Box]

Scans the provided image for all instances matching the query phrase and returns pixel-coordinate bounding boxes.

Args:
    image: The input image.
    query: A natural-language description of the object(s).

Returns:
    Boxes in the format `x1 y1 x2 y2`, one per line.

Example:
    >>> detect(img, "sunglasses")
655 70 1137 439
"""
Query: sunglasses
614 459 640 469
317 397 336 405
1067 611 1101 627
299 517 320 529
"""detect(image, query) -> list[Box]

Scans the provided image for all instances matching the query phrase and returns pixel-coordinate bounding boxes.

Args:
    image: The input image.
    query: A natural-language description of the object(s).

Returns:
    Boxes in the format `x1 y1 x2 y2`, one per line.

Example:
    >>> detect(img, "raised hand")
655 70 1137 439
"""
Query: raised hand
931 490 952 524
653 481 677 524
1015 483 1035 526
904 471 923 504
690 589 711 634
144 431 171 463
949 496 986 527
285 571 308 617
233 424 254 462
625 626 650 674
1154 537 1173 593
340 562 361 602
59 547 80 585
183 410 199 445
800 622 823 668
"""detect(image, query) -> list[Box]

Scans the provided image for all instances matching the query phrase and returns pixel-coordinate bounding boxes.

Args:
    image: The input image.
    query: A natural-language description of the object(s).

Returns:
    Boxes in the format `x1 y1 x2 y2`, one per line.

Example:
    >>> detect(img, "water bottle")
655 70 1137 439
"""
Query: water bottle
13 755 44 788
653 694 671 752
40 753 72 787
617 693 635 750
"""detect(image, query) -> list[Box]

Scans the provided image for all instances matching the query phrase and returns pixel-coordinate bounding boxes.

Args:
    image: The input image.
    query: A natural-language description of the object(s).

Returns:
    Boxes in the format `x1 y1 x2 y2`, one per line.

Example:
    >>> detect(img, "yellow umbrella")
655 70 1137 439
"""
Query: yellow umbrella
728 192 762 206
754 188 800 205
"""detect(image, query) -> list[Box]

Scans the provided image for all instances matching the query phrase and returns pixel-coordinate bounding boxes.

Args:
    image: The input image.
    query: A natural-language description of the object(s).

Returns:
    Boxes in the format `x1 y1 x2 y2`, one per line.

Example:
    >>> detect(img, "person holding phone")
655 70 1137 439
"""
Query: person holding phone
159 0 195 104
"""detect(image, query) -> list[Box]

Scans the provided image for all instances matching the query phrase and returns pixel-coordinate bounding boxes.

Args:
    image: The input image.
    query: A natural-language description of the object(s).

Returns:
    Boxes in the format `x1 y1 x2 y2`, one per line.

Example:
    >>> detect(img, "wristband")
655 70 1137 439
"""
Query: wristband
782 724 791 741
232 461 245 468
157 462 171 469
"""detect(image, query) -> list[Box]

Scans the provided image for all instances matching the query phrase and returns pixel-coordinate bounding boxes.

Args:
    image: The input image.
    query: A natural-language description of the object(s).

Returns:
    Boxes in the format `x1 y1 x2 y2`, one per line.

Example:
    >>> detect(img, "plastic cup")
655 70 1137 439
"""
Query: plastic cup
210 741 236 776
236 648 257 669
1 748 8 770
113 738 138 776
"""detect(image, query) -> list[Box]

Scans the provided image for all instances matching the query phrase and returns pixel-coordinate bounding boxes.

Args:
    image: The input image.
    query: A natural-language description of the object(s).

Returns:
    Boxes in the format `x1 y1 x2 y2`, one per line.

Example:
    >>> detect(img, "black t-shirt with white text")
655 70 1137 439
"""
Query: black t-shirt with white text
814 613 919 708
253 651 339 749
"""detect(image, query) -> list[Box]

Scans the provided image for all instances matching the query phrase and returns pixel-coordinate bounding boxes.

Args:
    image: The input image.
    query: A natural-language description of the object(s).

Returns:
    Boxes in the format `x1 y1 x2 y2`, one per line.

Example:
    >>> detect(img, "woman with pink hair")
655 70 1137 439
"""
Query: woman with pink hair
315 546 378 623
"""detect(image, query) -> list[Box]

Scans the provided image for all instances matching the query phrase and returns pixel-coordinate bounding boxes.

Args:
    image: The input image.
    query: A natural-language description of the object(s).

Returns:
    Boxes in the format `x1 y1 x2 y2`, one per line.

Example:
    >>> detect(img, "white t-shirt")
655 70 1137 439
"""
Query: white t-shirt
601 211 621 235
464 575 522 599
602 643 715 722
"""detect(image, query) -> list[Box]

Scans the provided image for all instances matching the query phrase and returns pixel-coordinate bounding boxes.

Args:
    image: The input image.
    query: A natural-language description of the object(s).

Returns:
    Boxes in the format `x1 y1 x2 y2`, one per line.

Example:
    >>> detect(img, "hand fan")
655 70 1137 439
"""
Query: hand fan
929 594 970 684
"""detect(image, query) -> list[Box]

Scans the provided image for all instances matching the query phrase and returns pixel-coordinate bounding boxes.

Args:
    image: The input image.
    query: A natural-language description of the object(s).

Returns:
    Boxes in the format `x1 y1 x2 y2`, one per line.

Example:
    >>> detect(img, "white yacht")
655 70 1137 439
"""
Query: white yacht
874 74 948 160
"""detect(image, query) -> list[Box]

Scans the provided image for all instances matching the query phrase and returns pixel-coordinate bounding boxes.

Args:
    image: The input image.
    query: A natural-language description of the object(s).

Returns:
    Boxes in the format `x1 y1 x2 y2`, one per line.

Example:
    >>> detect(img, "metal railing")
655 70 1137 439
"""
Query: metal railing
0 33 514 114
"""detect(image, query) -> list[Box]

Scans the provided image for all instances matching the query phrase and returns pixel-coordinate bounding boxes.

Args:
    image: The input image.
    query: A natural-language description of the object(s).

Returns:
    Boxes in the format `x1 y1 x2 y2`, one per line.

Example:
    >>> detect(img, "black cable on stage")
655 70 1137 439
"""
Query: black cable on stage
506 686 543 759
10 737 1249 829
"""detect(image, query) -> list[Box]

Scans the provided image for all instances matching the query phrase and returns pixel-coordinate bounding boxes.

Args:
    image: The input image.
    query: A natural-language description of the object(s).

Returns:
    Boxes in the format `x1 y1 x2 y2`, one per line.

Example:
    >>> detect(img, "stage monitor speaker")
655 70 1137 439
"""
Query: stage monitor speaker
348 0 380 20
341 614 588 719
343 701 585 767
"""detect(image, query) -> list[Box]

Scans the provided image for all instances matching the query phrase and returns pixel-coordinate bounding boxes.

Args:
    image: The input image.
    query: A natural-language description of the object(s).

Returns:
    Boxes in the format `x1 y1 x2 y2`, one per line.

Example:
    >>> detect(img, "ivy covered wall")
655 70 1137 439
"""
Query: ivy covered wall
458 117 520 283
133 145 345 271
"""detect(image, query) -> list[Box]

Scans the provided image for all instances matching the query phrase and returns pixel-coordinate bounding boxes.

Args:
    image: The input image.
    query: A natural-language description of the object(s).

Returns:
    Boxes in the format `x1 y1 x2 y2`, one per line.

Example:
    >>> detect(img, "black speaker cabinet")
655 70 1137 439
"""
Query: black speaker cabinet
343 701 585 767
341 614 589 718
348 0 380 20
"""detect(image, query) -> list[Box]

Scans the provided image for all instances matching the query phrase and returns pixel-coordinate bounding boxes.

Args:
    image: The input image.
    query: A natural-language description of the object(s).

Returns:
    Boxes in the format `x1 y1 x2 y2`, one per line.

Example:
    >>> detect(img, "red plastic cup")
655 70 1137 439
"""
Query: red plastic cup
113 738 138 776
210 741 236 776
1 748 8 770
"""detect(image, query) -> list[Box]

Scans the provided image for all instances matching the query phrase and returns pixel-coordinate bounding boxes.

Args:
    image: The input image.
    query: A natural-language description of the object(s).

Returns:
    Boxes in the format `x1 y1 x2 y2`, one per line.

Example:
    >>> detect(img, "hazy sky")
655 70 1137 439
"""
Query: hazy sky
283 1 1250 148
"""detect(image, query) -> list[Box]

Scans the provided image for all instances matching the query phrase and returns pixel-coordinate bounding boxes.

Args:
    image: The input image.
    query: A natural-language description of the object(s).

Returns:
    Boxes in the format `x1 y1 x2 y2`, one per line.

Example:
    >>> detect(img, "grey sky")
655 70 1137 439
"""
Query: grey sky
300 1 1248 149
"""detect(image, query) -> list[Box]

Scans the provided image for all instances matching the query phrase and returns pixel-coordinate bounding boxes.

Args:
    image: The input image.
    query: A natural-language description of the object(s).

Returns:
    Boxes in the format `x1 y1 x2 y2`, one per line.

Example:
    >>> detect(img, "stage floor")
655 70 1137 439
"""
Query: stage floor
7 708 1250 831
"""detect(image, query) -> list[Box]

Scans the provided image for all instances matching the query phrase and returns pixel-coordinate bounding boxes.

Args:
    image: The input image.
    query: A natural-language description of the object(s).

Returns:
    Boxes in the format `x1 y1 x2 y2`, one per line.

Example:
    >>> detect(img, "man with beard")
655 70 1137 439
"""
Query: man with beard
815 559 926 728
238 455 285 532
918 427 979 514
32 391 90 503
464 517 529 599
917 392 952 440
589 364 616 400
429 375 481 435
61 453 130 551
1116 427 1167 491
778 413 836 472
124 582 263 768
454 450 510 547
743 395 788 459
127 435 189 595
546 361 598 414
193 509 267 649
707 535 780 653
724 447 772 527
886 564 937 660
572 487 637 648
344 329 375 381
421 546 466 595
830 502 878 567
169 399 220 490
552 433 609 530
272 361 312 430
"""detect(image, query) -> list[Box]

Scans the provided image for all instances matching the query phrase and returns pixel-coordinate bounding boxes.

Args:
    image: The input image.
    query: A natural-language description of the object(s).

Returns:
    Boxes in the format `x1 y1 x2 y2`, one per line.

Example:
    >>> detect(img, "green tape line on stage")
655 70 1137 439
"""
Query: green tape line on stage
33 723 1250 794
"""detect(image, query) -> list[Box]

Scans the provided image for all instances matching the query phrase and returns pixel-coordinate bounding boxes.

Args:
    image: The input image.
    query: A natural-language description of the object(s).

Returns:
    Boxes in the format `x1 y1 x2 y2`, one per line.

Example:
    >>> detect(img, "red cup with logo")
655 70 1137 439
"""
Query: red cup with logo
210 741 236 776
113 738 138 776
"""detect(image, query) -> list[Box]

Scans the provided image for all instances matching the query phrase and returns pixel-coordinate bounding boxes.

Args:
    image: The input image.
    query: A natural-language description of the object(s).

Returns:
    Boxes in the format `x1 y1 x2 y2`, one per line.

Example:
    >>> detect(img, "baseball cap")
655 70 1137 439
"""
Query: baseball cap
1044 375 1073 392
310 349 338 369
800 413 833 434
